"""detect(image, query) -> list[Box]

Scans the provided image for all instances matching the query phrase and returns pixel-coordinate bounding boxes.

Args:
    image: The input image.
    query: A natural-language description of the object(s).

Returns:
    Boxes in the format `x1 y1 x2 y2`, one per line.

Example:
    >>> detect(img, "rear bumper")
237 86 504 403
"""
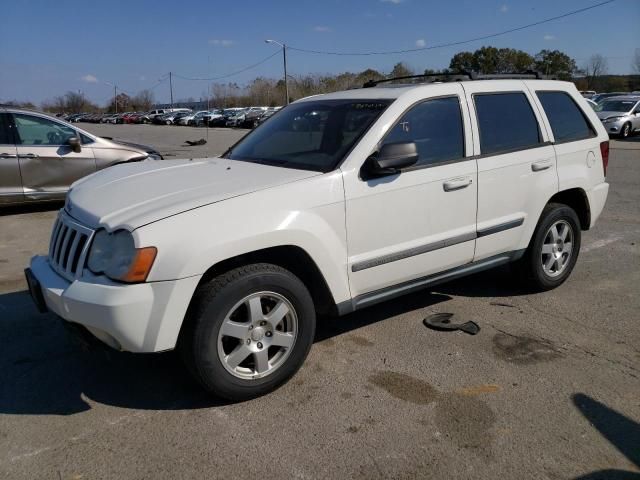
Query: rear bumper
587 182 609 228
28 255 201 352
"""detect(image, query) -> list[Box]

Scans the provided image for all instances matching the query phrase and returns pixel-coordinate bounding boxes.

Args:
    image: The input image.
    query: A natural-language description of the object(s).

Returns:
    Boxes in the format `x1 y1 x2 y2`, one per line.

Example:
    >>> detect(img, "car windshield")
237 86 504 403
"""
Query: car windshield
224 99 391 172
596 100 637 112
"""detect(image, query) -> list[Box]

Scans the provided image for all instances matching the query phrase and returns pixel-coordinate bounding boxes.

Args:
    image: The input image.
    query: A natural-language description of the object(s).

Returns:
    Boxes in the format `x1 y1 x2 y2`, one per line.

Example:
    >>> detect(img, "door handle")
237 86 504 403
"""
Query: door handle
531 160 552 172
18 153 40 159
443 177 473 192
0 153 17 158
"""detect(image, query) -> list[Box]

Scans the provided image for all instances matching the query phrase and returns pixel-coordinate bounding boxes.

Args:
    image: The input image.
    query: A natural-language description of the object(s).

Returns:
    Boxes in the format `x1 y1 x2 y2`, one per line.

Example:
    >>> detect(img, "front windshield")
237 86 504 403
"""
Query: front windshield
225 99 391 172
596 100 637 113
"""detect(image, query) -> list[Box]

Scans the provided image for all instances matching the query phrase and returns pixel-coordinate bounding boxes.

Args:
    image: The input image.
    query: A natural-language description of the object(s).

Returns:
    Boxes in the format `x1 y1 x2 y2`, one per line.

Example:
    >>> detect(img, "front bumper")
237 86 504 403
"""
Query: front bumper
601 119 625 134
28 255 201 352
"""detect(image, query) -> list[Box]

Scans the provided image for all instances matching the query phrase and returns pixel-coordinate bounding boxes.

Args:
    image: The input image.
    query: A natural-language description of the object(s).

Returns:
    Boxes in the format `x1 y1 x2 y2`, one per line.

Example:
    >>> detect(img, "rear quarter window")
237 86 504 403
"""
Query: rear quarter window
474 92 541 155
537 91 594 143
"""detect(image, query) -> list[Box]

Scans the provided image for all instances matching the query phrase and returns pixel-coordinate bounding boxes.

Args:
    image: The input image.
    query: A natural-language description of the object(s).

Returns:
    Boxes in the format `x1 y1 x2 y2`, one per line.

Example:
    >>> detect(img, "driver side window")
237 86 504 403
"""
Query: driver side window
381 96 465 168
13 114 76 146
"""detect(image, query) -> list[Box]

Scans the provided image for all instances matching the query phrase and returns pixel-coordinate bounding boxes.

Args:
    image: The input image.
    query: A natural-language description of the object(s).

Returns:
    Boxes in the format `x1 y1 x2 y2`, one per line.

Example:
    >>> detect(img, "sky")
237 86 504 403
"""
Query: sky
1 0 638 106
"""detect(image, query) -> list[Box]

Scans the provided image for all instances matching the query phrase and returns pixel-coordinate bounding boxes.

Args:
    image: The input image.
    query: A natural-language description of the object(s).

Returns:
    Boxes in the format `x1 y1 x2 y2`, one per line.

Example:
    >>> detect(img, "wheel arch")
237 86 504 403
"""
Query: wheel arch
547 188 591 230
196 245 338 317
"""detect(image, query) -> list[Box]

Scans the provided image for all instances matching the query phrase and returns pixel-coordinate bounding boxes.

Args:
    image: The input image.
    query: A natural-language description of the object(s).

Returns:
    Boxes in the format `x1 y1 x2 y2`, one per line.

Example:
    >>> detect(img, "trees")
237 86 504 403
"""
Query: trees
583 54 608 90
449 47 534 74
131 89 155 111
389 62 414 78
534 50 577 80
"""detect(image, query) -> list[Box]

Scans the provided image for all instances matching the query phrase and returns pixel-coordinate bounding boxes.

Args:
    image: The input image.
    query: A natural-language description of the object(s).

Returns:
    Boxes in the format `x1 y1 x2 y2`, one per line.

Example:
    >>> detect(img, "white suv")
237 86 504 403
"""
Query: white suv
26 75 610 400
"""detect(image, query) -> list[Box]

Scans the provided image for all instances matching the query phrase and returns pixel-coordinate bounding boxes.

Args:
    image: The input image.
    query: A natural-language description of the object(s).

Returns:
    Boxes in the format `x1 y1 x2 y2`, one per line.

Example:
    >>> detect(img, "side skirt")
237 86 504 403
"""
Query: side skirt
336 250 525 315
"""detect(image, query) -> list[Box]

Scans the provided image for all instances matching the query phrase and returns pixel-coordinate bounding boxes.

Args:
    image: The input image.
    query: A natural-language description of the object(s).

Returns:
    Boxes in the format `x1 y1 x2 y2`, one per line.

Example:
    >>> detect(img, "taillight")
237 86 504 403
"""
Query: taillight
599 141 609 177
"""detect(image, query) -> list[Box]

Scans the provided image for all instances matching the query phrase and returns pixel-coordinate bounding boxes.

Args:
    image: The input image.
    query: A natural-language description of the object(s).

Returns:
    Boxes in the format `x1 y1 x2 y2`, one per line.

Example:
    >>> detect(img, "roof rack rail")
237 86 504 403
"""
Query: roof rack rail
362 70 555 88
362 72 473 88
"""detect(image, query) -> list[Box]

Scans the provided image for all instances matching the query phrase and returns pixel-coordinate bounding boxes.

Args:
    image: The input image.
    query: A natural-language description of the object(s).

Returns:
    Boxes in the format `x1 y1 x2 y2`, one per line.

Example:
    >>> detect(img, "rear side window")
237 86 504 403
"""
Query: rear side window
382 97 465 167
537 91 594 143
474 92 541 155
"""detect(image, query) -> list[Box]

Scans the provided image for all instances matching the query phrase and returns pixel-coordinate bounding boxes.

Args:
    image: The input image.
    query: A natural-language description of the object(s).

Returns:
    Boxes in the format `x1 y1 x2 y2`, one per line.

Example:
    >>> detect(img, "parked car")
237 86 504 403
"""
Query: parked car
254 107 281 127
153 110 192 125
208 108 239 127
580 90 596 98
225 108 249 127
25 76 609 401
190 110 222 126
177 111 208 126
0 107 163 205
240 107 269 128
594 95 640 138
591 92 628 103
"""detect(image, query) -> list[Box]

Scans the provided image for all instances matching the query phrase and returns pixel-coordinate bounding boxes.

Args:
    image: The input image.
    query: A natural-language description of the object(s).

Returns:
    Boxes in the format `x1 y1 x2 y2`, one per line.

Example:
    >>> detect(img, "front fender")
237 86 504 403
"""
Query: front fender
134 172 351 305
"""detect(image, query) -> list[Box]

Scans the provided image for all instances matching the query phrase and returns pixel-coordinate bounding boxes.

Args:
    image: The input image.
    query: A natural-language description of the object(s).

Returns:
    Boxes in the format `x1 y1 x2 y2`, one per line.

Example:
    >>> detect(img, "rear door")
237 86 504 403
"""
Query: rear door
462 81 558 261
12 113 96 200
0 112 22 204
529 87 603 197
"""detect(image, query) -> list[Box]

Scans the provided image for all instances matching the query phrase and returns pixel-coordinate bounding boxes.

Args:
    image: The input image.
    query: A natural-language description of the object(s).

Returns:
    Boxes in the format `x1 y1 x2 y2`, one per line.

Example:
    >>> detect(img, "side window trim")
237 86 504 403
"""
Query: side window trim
371 94 468 174
472 90 544 156
534 90 597 145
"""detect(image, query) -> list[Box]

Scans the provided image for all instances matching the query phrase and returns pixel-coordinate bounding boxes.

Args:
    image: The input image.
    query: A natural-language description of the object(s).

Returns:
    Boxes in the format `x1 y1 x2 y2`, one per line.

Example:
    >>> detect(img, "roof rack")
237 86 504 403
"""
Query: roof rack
362 70 554 88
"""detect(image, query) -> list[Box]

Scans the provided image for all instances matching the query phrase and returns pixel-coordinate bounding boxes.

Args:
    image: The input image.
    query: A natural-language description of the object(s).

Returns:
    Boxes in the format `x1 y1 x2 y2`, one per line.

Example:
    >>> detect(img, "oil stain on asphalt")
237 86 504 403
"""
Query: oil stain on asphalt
368 371 496 457
492 332 563 364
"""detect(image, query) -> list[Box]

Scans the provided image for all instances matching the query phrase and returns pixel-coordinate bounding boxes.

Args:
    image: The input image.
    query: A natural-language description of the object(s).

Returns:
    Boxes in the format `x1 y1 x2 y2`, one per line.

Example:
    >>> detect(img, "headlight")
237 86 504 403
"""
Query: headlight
602 116 623 123
148 153 163 160
88 229 157 283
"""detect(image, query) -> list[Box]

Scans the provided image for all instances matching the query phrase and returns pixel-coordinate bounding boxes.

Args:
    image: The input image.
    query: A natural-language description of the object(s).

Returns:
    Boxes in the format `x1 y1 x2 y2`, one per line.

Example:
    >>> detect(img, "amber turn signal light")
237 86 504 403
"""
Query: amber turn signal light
122 247 157 283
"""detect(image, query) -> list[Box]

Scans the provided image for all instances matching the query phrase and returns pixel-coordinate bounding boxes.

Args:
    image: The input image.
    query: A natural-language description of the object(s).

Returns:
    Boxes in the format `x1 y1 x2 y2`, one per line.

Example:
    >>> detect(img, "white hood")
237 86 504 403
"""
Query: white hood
66 158 320 230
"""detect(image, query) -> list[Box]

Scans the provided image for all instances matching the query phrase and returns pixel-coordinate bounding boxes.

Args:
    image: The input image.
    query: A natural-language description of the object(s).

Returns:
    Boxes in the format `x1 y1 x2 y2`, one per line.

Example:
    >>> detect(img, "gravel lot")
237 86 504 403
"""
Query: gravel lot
1 125 639 479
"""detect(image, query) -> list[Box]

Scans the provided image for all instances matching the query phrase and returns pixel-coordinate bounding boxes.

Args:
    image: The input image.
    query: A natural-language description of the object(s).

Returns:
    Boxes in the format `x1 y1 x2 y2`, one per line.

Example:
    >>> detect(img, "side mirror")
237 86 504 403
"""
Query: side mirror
361 142 419 179
68 137 81 153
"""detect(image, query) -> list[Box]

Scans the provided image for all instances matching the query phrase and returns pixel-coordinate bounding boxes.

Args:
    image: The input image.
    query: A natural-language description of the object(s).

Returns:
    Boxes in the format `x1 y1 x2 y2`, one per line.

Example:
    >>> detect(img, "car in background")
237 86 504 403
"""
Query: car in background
240 107 268 128
176 111 207 126
101 113 119 123
0 107 163 205
591 92 628 104
580 90 596 99
153 110 192 125
225 108 249 127
594 95 640 138
586 99 598 111
254 106 282 127
191 109 223 126
208 108 242 127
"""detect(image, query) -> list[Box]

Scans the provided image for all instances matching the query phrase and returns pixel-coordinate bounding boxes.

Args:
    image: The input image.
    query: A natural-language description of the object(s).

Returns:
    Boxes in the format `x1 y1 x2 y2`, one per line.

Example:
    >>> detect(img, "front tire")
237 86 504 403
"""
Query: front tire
514 203 581 291
180 263 316 401
620 122 631 139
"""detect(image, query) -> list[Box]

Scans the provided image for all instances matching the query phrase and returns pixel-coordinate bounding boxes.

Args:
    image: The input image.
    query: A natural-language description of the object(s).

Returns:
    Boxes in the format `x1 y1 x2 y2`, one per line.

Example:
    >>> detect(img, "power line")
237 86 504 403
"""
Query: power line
287 0 617 56
173 51 280 81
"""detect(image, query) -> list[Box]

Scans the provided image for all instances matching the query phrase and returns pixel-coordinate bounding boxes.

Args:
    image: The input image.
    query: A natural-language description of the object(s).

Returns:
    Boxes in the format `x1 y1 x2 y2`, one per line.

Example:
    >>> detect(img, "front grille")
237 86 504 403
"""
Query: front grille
48 211 95 281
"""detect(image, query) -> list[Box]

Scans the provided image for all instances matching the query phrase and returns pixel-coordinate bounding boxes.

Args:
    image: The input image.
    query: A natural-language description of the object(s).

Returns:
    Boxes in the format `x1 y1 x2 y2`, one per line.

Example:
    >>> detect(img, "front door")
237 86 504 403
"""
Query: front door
12 113 96 201
0 112 22 204
343 87 477 297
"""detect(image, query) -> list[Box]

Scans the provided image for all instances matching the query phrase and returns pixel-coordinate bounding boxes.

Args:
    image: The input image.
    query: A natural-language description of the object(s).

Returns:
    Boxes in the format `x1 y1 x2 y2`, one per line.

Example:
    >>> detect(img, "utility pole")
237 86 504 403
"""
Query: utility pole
169 71 174 108
114 85 118 114
265 40 289 105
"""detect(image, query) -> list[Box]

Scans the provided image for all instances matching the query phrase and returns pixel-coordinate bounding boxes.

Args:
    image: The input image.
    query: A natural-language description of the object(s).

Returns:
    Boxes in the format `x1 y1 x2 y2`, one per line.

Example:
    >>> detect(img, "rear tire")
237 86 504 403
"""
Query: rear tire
513 203 581 291
179 263 316 401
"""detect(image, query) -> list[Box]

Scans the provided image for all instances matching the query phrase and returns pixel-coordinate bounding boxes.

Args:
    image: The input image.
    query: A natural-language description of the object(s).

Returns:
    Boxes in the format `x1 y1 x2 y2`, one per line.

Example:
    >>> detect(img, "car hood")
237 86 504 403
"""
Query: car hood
597 111 629 120
66 158 321 230
100 138 161 155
